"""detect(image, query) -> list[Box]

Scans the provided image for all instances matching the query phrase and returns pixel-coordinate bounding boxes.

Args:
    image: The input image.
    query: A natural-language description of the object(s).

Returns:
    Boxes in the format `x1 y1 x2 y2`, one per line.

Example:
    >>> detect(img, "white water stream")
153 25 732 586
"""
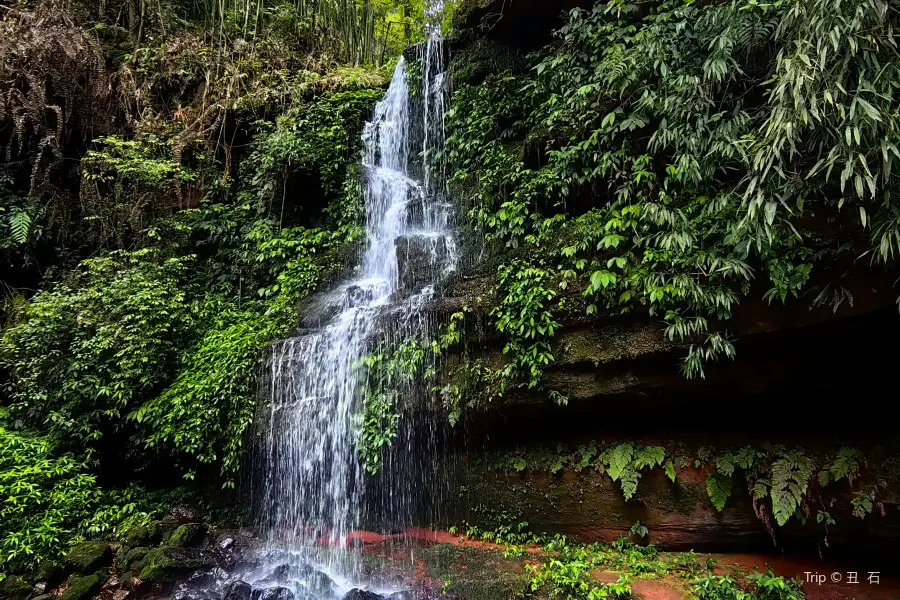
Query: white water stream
250 2 455 597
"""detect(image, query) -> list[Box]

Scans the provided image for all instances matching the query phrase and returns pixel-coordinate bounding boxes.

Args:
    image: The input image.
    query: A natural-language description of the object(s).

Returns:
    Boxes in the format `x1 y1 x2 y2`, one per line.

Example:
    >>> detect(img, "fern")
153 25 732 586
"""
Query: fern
617 467 638 500
769 450 814 526
9 208 31 243
851 489 874 518
634 446 665 470
664 460 676 482
706 473 732 511
604 442 634 482
819 447 862 486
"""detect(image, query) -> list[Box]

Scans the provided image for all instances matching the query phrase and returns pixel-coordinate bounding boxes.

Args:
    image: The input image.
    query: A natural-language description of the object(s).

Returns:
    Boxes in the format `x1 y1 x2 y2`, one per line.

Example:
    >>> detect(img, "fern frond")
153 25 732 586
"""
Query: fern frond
9 208 31 243
706 473 732 511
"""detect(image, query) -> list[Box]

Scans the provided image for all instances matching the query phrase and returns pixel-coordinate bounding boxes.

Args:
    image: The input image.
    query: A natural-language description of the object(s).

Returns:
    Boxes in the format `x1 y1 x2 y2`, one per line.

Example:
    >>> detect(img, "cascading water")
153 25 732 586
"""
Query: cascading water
247 2 455 597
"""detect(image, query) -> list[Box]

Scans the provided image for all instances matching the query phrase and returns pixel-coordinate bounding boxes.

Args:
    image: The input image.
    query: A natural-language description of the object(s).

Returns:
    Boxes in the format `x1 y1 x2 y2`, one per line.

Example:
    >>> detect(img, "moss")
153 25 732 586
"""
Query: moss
138 547 215 584
114 546 150 573
0 575 32 600
121 523 150 548
58 575 102 600
63 541 112 574
416 544 527 600
165 523 205 548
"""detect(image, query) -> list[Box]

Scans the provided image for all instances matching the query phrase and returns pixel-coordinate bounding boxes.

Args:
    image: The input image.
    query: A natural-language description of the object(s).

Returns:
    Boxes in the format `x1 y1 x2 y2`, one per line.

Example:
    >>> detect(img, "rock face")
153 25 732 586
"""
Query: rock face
395 234 455 294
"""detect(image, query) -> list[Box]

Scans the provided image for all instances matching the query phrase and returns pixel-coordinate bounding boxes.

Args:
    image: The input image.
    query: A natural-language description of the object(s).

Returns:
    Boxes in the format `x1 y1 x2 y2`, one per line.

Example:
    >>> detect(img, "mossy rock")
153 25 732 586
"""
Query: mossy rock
59 574 103 600
0 575 33 600
138 547 215 585
115 546 150 573
165 523 206 548
148 521 179 546
64 541 112 574
121 523 150 548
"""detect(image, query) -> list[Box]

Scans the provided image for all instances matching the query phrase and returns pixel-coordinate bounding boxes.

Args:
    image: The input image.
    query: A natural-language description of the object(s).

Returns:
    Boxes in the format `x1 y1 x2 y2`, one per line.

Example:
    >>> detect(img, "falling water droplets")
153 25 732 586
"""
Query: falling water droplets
254 2 455 596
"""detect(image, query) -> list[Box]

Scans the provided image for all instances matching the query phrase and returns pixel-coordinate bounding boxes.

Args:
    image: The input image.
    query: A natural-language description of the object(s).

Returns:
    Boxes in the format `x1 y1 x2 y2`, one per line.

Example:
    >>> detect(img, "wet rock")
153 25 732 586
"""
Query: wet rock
32 594 56 600
217 536 235 552
59 574 104 600
166 523 207 548
138 547 216 585
173 589 222 600
64 541 113 574
215 536 240 569
395 234 455 293
388 592 414 600
112 591 131 600
250 587 294 600
183 569 217 588
303 571 334 596
341 590 385 600
223 581 252 600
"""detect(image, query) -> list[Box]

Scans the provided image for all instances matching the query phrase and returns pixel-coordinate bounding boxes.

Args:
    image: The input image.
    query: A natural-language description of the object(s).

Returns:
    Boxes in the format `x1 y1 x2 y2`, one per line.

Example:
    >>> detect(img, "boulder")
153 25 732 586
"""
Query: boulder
250 587 294 600
223 581 252 600
59 574 104 600
303 571 334 596
121 524 150 549
166 523 207 548
341 590 385 600
137 547 216 586
115 546 150 573
64 541 113 574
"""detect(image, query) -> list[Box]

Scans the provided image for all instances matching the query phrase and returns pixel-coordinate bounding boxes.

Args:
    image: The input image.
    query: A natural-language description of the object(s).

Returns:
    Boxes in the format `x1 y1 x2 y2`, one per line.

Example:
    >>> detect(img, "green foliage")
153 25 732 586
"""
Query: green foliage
130 300 276 485
706 474 732 512
767 450 816 526
445 0 900 383
0 251 197 458
0 428 98 575
525 544 632 600
492 262 564 395
359 391 399 475
246 89 383 206
690 572 805 600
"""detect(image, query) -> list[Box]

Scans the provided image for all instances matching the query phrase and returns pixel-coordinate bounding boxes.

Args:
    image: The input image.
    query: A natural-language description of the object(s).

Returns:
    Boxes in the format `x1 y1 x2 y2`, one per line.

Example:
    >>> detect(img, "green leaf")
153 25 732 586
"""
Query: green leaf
664 460 676 482
706 473 732 511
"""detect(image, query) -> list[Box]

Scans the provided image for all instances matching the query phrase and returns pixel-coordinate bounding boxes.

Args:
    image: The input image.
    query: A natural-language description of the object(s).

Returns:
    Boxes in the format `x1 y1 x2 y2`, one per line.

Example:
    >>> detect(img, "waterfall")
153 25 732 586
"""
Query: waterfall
252 1 454 596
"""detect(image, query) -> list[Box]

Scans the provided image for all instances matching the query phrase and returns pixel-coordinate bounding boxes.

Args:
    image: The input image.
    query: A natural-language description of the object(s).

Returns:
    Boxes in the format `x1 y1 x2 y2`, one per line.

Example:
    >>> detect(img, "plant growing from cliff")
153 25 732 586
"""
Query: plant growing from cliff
492 262 565 397
446 0 900 384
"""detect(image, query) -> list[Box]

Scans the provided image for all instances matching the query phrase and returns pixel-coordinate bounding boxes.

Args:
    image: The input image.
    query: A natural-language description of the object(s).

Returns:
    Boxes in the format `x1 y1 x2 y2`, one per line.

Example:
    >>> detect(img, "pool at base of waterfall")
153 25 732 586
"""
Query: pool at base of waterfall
161 535 440 600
